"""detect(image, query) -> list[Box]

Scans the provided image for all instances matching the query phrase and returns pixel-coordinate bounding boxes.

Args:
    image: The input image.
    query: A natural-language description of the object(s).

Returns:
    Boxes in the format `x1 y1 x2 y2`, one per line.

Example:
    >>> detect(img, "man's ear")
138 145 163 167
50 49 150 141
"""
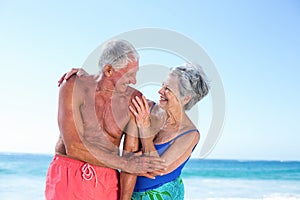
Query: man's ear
103 64 114 77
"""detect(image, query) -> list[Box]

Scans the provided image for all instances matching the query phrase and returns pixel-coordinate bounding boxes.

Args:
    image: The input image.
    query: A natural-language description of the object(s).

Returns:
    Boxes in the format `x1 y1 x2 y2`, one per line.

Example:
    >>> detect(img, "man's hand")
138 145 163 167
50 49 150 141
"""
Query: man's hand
124 151 166 175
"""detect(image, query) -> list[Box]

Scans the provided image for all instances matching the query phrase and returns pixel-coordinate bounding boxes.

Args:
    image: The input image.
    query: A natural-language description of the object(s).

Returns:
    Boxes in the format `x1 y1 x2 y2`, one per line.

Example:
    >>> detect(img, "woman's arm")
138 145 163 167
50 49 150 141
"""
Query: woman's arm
139 129 199 175
129 96 158 154
130 96 199 175
120 118 139 200
58 68 88 86
159 131 199 174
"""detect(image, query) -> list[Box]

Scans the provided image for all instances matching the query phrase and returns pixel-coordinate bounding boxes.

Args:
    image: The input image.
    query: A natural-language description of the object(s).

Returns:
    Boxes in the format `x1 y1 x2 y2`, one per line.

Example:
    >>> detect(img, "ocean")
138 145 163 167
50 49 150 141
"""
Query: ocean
0 153 300 200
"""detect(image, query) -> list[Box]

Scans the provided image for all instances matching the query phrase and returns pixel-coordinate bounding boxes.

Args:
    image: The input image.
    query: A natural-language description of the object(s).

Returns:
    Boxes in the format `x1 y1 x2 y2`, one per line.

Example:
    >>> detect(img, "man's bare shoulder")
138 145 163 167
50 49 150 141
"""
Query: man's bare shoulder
126 86 157 107
60 75 98 94
126 86 143 99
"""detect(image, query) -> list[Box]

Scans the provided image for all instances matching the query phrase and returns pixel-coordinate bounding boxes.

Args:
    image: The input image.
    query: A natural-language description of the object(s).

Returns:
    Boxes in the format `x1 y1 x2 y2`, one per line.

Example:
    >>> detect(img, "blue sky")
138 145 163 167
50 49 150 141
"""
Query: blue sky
0 0 299 160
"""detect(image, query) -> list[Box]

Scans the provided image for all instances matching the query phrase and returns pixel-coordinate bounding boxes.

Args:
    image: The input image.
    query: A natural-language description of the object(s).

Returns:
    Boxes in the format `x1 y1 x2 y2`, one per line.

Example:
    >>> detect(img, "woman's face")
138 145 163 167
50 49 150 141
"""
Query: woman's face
158 74 183 110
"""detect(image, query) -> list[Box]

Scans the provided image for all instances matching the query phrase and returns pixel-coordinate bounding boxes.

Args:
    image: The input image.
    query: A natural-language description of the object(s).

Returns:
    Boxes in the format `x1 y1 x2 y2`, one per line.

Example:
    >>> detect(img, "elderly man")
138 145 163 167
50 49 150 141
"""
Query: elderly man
45 40 165 200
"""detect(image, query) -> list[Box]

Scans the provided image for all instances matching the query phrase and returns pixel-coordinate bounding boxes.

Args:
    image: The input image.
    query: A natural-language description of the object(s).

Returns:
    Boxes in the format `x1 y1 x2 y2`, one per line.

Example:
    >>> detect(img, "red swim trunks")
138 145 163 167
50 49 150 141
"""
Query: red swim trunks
45 155 119 200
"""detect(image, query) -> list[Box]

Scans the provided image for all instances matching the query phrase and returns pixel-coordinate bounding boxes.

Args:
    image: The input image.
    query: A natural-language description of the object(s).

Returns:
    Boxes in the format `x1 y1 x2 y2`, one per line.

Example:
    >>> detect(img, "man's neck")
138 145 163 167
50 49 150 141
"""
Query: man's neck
96 77 116 96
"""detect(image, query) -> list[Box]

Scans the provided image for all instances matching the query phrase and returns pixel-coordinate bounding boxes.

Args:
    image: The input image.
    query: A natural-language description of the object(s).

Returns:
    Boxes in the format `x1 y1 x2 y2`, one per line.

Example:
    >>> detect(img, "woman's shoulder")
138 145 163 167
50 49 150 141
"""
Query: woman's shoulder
178 127 199 138
180 116 200 136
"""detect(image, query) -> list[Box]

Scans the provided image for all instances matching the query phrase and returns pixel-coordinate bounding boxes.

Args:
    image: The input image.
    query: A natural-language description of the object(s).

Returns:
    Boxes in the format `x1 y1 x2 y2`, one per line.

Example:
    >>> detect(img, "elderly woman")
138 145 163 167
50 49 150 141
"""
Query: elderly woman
59 63 209 199
128 63 209 200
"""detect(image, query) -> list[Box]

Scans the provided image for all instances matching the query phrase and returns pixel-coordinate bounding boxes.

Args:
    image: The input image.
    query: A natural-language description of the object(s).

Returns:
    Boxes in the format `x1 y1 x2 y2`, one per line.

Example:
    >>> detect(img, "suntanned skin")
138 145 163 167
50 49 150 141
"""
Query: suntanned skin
57 63 166 200
55 61 166 188
140 74 200 174
123 74 200 199
120 99 166 200
58 66 202 199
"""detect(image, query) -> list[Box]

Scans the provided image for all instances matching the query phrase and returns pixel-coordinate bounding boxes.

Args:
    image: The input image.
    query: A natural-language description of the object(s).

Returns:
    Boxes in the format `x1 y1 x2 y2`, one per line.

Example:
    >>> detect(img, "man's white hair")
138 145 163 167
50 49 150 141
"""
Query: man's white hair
98 39 139 71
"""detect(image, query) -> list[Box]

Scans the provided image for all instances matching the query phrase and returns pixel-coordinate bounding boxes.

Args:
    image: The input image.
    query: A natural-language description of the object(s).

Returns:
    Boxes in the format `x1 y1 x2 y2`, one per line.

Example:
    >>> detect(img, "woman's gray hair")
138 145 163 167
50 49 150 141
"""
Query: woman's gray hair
170 63 210 110
98 39 139 71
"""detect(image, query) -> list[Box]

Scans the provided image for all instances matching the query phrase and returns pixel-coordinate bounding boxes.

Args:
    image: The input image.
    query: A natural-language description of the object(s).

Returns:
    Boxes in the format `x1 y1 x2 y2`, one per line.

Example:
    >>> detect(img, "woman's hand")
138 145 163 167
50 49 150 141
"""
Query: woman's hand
57 68 88 87
129 96 151 129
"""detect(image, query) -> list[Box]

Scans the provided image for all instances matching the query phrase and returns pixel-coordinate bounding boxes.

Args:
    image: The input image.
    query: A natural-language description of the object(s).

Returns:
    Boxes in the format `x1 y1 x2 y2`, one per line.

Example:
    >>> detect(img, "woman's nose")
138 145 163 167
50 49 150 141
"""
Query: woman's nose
158 87 164 95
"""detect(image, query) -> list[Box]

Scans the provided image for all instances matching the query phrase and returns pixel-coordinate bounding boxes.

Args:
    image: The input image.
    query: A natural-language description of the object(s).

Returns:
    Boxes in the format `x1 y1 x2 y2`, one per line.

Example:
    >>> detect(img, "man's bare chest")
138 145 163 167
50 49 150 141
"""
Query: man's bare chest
80 93 131 138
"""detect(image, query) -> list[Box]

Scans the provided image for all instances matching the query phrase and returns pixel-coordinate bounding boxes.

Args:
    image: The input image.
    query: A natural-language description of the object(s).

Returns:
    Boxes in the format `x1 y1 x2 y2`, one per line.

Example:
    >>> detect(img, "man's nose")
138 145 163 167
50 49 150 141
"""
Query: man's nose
130 76 137 85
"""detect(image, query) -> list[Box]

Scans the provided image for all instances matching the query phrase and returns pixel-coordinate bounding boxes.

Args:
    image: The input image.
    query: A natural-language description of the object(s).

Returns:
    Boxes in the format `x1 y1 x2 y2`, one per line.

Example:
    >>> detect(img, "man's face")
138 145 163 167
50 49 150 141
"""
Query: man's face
113 60 139 93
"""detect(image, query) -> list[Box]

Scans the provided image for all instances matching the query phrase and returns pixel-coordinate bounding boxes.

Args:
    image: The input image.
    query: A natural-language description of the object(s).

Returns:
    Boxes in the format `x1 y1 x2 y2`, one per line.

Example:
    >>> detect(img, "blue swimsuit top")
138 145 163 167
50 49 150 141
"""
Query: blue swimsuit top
134 128 199 192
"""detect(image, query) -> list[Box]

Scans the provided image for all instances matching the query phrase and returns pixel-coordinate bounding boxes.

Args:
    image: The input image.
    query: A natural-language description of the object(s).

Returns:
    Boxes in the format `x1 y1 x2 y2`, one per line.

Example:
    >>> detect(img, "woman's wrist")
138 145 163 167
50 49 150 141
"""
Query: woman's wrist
137 116 151 129
141 140 158 157
140 137 155 152
138 126 152 139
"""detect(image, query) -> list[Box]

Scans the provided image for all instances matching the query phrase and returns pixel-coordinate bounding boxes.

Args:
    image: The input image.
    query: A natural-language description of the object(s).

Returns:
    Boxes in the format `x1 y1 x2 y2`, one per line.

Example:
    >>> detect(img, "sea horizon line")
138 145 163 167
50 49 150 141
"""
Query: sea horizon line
1 151 300 162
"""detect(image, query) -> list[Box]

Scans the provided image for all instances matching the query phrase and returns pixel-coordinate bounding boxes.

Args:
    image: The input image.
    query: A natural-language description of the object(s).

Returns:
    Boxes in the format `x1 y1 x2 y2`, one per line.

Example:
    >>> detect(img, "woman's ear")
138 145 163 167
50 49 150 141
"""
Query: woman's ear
183 95 192 106
103 64 114 77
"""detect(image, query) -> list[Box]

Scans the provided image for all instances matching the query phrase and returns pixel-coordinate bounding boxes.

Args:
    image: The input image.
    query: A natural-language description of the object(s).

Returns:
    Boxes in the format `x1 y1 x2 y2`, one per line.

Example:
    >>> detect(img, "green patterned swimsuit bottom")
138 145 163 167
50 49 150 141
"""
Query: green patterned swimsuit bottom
131 176 184 200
